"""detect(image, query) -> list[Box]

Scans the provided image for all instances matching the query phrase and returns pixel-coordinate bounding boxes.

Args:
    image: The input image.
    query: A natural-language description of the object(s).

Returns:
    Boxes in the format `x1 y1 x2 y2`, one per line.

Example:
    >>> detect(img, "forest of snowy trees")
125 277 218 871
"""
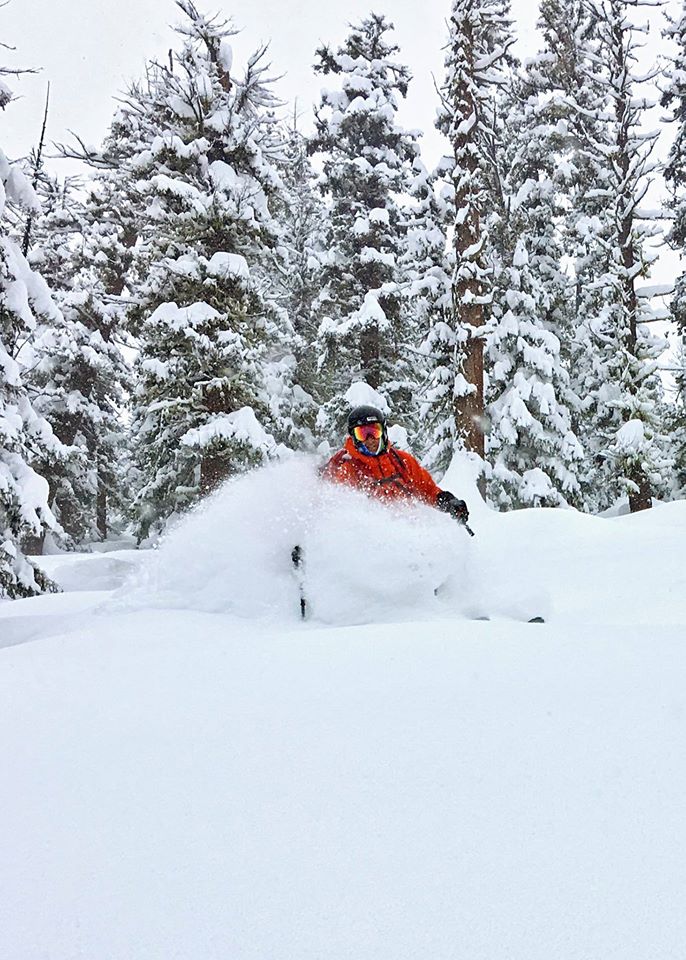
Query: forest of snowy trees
2 0 686 597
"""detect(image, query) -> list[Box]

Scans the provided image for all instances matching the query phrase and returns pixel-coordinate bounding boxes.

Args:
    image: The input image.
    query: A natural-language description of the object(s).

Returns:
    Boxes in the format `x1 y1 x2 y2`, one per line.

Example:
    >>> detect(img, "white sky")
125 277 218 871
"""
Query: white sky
3 0 541 169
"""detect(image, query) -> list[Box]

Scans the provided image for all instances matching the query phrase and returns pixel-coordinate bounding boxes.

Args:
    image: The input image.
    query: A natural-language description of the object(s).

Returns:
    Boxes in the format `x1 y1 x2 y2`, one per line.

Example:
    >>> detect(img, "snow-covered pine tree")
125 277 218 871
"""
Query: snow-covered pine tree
433 0 516 472
663 0 686 498
19 161 132 544
0 82 50 257
401 156 455 469
483 69 584 509
26 58 162 544
269 115 324 448
674 339 686 496
0 64 63 595
126 1 294 540
21 172 79 285
530 0 670 512
310 14 420 439
523 0 612 510
574 0 670 512
663 0 686 334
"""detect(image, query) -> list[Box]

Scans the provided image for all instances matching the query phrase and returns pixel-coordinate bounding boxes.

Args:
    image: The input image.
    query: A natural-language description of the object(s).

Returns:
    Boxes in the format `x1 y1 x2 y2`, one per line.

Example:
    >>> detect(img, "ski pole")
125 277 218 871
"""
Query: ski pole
291 545 307 619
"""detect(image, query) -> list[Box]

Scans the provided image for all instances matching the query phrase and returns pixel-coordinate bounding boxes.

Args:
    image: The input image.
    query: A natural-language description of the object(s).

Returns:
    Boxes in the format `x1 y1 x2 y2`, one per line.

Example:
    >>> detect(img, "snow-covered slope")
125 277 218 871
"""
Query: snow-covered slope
1 461 685 959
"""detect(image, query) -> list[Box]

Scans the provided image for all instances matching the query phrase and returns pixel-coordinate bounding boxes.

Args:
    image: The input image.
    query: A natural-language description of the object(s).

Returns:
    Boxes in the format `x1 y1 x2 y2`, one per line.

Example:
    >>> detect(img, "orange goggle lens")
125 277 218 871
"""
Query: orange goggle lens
352 423 383 444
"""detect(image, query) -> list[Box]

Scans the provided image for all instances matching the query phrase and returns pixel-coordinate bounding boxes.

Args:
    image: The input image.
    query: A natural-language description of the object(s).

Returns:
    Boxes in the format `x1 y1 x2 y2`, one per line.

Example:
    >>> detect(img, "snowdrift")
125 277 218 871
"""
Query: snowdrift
120 458 476 624
113 457 686 627
2 472 686 960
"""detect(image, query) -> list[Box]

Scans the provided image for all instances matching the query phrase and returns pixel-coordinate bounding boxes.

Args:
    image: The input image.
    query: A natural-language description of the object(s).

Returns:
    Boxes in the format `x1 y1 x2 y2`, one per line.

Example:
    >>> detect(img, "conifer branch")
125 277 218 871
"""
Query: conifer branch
22 82 50 256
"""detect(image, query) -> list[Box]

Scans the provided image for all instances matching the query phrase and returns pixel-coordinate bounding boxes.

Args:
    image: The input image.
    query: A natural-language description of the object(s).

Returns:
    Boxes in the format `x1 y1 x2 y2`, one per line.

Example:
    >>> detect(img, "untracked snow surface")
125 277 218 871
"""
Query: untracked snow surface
1 458 686 960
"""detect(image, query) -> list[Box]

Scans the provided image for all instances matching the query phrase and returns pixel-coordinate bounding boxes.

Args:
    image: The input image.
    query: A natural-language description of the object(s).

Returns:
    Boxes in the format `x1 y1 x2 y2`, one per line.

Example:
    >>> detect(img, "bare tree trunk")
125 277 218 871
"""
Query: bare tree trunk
450 17 485 462
199 382 232 495
60 493 82 542
616 44 652 513
628 471 652 512
96 473 108 539
360 326 380 390
454 286 485 460
22 532 46 557
200 452 231 495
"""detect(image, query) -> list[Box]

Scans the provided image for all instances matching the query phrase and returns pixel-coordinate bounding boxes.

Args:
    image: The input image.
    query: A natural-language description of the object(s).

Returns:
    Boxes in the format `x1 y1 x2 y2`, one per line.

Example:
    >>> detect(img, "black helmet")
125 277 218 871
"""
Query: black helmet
347 405 388 454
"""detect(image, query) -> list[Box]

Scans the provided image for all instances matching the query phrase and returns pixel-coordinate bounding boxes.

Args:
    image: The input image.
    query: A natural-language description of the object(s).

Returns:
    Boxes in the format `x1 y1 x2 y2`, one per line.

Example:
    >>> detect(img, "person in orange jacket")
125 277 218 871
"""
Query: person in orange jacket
321 404 469 522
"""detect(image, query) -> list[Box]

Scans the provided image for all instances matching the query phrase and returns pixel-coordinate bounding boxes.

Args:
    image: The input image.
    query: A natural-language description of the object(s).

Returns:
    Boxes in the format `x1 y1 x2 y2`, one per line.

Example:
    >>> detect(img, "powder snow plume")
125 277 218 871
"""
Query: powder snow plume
118 457 476 624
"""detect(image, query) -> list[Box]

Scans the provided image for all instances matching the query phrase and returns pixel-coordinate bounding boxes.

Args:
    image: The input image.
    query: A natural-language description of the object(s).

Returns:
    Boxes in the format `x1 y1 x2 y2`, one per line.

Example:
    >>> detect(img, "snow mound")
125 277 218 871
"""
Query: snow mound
110 459 686 629
119 458 475 624
36 551 144 593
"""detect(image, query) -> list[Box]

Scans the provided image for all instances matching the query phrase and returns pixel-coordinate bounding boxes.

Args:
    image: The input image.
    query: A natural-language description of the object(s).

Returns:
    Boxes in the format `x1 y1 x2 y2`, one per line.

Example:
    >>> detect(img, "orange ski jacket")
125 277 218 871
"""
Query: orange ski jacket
321 437 442 506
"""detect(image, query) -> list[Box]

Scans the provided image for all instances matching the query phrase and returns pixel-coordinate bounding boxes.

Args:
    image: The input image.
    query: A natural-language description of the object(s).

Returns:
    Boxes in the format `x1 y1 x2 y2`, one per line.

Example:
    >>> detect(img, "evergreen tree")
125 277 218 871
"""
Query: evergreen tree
578 0 670 512
24 58 159 544
433 0 515 471
484 73 584 508
310 14 420 439
49 17 212 542
403 156 455 469
125 1 294 539
530 0 670 512
269 117 324 448
21 166 132 544
663 0 686 498
663 1 686 336
0 66 63 596
672 338 686 496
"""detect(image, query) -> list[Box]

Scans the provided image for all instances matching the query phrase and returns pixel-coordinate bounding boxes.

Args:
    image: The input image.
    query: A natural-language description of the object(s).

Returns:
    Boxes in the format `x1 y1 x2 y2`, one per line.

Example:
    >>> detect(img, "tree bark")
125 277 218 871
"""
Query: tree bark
96 472 107 540
200 452 231 495
22 532 46 557
199 381 233 495
360 326 380 390
615 32 652 513
450 15 485 461
454 294 485 460
628 470 652 513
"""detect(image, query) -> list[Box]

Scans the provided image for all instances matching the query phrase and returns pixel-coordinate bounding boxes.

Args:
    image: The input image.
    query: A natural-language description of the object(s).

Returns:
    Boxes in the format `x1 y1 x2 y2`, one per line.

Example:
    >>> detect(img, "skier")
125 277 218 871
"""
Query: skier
322 405 469 523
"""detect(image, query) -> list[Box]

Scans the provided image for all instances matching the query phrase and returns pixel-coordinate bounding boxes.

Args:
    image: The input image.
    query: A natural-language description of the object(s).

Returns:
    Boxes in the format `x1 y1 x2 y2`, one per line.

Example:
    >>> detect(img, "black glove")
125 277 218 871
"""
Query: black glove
436 490 469 523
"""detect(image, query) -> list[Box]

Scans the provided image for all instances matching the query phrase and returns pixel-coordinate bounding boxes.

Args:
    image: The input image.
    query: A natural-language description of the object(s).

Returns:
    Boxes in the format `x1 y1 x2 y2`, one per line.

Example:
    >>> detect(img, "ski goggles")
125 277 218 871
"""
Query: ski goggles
352 422 384 444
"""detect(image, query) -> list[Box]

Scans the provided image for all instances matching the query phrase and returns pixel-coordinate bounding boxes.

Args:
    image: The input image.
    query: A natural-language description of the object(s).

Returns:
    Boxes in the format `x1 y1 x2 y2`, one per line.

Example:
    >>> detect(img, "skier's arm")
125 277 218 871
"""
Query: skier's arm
399 452 465 519
320 450 357 487
397 452 441 503
436 489 469 522
400 453 469 519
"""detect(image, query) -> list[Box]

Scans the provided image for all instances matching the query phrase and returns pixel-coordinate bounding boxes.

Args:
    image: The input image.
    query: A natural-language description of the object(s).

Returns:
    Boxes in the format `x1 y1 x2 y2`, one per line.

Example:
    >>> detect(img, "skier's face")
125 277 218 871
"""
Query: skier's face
352 422 383 454
364 433 381 454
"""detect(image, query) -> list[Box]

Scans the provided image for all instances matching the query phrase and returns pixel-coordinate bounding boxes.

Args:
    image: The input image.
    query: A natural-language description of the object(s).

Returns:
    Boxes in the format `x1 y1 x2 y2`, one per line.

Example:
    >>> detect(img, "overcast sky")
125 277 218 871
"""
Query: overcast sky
3 0 542 170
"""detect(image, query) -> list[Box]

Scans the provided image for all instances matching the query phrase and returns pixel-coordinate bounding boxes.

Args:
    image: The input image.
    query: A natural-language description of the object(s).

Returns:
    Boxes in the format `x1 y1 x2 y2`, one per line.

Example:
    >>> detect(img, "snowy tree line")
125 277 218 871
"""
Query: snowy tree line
2 0 686 597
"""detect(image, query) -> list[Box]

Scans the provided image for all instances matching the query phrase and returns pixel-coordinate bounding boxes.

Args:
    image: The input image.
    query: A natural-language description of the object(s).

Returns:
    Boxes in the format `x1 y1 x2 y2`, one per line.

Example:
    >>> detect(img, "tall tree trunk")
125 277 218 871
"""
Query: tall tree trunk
22 531 46 557
199 381 232 494
453 280 485 460
96 470 108 539
200 452 231 495
450 16 485 461
361 326 380 390
616 42 651 513
627 469 652 512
